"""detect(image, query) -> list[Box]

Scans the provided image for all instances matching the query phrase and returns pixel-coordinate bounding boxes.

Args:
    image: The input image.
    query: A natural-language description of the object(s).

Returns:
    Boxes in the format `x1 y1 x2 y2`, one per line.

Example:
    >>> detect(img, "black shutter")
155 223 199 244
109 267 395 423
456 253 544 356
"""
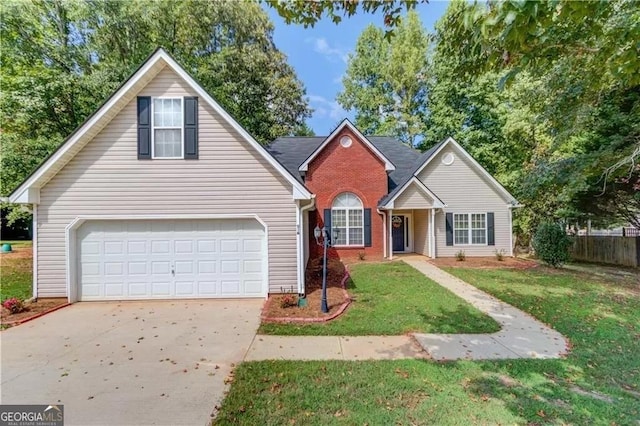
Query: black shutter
184 96 198 159
137 97 151 159
487 212 495 246
446 212 453 246
323 209 332 244
364 208 372 247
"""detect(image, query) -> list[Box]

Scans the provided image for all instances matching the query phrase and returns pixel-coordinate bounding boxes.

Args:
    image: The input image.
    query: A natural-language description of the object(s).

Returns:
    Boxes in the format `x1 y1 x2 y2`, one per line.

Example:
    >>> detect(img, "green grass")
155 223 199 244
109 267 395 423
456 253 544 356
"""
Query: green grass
259 261 500 335
0 242 32 302
216 267 640 425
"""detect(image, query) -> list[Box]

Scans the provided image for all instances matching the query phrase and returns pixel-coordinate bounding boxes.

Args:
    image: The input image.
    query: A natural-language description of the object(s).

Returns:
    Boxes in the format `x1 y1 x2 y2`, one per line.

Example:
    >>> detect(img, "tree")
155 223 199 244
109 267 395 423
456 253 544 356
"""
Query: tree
266 0 424 33
439 0 640 180
431 0 640 234
337 11 429 146
1 0 311 227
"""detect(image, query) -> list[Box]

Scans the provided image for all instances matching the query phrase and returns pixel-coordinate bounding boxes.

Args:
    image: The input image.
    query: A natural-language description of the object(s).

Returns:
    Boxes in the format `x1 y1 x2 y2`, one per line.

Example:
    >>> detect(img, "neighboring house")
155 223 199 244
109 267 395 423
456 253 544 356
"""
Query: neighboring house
9 48 520 303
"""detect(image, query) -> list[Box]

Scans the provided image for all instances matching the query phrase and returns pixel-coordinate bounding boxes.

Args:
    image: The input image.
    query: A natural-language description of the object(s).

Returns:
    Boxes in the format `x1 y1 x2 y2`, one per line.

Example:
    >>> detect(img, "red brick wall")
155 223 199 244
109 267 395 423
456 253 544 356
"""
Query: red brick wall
305 128 387 260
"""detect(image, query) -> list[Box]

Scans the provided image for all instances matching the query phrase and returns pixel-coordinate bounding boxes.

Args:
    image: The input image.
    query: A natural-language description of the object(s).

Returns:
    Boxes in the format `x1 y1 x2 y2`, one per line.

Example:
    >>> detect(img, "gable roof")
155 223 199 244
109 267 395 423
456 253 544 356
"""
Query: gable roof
270 134 519 208
9 48 312 203
414 137 518 205
379 177 446 209
297 119 396 172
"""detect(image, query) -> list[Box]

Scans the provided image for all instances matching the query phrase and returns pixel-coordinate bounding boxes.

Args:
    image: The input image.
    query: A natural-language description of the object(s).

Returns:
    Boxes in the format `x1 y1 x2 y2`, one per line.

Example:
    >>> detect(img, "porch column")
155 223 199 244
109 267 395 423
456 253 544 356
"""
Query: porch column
388 209 393 260
428 209 432 258
430 208 436 258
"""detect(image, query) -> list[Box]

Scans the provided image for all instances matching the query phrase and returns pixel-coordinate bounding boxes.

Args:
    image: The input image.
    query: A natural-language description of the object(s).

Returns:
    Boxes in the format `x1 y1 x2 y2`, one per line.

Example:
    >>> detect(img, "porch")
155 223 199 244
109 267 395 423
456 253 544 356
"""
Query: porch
385 208 436 260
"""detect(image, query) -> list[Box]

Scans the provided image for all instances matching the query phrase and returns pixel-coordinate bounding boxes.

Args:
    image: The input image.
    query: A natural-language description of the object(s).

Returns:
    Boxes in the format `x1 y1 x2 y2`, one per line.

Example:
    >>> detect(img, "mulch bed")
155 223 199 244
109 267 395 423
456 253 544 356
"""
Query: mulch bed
0 246 32 259
261 258 350 322
429 256 539 270
1 298 69 328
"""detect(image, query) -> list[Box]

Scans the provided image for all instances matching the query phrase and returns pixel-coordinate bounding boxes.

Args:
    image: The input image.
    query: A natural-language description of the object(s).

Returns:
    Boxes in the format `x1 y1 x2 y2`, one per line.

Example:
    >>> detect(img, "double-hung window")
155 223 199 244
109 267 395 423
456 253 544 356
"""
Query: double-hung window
331 193 363 246
152 98 183 158
454 213 487 245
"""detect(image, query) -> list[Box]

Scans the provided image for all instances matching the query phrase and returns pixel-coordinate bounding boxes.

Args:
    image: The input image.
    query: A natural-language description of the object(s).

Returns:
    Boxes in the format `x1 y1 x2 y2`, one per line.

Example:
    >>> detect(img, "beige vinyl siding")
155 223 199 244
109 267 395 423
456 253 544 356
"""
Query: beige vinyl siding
413 209 429 256
37 65 298 297
393 183 435 209
419 147 511 257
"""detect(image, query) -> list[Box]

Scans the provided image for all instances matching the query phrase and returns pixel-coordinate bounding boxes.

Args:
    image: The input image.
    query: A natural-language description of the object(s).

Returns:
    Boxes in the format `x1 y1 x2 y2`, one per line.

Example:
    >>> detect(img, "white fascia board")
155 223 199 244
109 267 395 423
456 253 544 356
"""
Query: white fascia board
381 177 445 209
415 137 518 204
9 48 312 204
11 188 40 204
9 50 167 204
299 119 395 172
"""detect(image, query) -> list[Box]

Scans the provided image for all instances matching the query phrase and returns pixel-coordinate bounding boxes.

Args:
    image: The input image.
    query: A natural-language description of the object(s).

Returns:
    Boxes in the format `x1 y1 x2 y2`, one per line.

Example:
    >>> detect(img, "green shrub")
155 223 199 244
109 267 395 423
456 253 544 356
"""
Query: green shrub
532 222 571 267
494 249 506 261
455 250 466 261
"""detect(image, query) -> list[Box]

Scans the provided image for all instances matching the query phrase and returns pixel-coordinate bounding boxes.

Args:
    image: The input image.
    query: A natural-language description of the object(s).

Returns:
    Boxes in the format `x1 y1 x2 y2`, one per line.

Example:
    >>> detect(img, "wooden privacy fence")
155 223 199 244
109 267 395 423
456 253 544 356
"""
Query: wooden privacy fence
571 236 640 267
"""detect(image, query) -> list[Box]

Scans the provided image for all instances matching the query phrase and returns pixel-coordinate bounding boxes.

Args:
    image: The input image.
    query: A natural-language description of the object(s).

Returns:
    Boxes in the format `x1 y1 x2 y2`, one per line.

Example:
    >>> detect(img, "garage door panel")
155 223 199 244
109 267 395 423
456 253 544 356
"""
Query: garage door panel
245 280 262 295
151 240 170 254
197 239 216 253
127 240 147 254
77 219 266 300
128 282 148 296
198 281 217 295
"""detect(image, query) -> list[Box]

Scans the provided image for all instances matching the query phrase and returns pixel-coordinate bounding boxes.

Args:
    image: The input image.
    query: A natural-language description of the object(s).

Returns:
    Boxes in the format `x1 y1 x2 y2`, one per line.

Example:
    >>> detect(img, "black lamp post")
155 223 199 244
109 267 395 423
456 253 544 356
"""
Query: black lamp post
314 225 338 313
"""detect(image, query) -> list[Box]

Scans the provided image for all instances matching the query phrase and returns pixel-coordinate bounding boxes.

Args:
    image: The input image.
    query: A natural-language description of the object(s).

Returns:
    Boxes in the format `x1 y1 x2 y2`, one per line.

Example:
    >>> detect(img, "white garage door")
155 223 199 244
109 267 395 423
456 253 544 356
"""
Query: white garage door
77 219 266 300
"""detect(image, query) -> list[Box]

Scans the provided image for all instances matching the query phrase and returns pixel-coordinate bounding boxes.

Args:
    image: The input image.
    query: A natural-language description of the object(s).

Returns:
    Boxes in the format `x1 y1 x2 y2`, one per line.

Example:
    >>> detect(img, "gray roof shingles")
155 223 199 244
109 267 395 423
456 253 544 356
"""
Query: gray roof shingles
267 135 446 206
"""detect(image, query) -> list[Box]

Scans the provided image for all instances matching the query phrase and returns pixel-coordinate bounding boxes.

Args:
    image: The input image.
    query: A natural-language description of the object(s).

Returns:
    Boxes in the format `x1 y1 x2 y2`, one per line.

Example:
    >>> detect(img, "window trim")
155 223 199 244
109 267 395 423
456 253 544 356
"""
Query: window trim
331 193 364 247
151 97 184 159
453 213 487 246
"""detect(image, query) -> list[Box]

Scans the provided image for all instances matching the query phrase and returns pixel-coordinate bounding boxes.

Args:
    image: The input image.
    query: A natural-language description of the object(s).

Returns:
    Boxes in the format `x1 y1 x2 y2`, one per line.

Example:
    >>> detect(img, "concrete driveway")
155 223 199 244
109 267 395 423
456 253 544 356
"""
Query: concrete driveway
1 300 262 426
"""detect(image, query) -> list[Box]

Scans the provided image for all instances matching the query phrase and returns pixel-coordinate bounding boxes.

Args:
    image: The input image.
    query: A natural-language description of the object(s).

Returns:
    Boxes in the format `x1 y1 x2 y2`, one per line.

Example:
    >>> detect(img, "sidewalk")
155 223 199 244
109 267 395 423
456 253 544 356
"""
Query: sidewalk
245 257 569 362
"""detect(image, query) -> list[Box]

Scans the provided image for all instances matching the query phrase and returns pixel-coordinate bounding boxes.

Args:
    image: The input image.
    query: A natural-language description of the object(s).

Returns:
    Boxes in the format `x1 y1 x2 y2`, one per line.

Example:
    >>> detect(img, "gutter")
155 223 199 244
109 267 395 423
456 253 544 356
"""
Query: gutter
297 197 316 295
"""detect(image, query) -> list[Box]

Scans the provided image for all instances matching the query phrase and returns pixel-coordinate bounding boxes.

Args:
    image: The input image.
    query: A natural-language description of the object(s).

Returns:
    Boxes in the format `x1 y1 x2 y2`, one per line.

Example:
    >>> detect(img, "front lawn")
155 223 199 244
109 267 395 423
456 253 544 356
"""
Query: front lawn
0 242 33 302
259 261 500 335
216 266 640 425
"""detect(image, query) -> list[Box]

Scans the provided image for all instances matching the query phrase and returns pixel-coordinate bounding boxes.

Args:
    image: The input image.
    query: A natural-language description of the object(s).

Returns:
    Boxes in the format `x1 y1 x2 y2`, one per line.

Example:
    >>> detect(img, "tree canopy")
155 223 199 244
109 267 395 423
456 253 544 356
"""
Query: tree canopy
1 0 311 224
266 0 424 33
338 11 429 146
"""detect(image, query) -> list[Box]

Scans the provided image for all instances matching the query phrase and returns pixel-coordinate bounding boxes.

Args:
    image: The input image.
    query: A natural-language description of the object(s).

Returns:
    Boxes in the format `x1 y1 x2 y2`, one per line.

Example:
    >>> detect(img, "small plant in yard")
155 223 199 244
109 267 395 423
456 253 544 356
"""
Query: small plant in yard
2 297 25 314
455 250 466 261
279 294 297 309
532 222 571 267
358 251 366 261
494 249 506 261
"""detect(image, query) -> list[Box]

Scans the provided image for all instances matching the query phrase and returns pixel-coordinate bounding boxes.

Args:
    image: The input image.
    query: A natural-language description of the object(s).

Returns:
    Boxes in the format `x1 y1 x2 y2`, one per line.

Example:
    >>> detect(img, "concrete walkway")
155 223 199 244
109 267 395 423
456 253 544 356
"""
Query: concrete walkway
404 257 569 361
246 257 569 362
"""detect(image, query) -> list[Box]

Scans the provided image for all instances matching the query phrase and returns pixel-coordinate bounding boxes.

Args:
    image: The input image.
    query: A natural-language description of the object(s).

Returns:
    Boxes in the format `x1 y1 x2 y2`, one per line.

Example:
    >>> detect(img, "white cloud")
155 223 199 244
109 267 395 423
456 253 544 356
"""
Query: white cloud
307 37 349 64
308 95 347 121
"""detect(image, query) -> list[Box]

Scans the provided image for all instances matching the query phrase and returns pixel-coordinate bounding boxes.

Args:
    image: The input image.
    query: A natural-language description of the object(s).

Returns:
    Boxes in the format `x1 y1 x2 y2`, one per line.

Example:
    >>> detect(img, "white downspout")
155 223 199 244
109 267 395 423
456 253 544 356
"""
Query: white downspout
430 208 436 258
297 197 316 295
377 209 387 259
428 208 432 258
32 204 38 300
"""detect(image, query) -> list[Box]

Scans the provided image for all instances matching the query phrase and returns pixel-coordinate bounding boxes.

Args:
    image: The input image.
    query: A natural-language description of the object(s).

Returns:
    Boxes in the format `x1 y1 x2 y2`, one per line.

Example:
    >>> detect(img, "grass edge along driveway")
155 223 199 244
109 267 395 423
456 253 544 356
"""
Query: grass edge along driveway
215 266 639 425
259 261 500 335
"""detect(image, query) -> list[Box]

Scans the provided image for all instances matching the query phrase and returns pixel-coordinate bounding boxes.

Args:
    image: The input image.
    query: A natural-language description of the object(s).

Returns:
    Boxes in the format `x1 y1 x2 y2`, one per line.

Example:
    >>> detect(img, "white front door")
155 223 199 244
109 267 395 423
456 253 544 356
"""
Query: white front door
77 219 266 300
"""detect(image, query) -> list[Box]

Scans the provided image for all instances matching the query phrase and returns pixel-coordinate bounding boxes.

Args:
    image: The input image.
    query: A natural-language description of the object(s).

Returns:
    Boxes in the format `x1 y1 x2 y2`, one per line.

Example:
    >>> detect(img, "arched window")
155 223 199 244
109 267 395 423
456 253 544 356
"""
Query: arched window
331 193 363 246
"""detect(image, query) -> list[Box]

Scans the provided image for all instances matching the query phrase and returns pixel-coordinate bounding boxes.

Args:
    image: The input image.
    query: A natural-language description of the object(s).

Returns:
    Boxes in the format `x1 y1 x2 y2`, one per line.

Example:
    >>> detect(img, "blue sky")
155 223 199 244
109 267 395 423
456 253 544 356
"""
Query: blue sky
264 1 451 136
